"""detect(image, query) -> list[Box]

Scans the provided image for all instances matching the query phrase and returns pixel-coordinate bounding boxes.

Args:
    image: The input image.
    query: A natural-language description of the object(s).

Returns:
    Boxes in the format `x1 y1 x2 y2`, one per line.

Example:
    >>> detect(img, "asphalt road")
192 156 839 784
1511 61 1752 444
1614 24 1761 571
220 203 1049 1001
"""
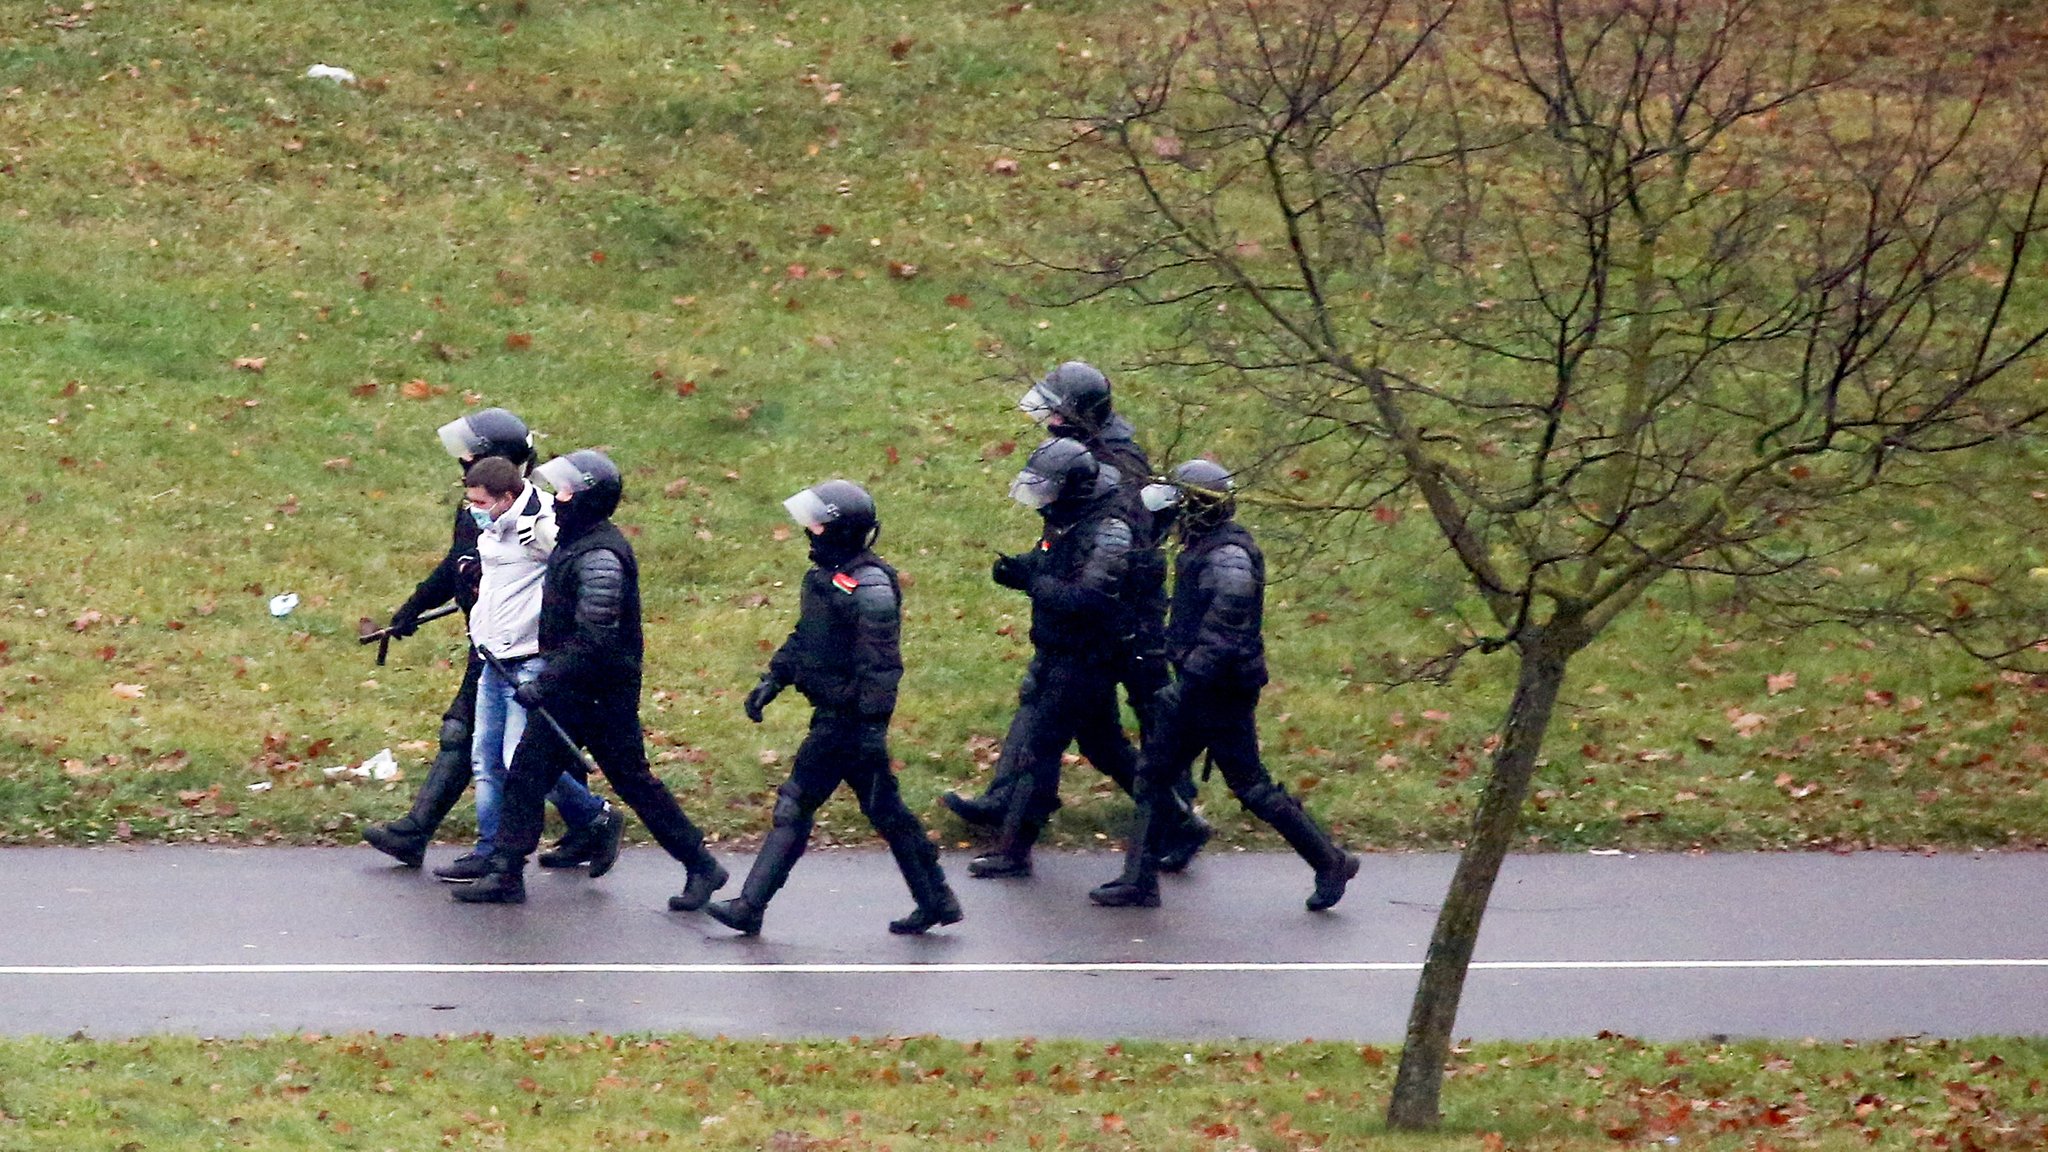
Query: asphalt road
2 846 2043 1041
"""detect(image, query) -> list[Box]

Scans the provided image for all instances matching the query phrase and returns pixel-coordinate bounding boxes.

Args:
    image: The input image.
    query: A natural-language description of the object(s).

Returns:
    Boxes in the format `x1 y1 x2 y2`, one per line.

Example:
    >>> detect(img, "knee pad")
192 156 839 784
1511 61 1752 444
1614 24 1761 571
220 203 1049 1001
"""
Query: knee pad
439 717 471 752
1239 781 1289 814
771 781 811 829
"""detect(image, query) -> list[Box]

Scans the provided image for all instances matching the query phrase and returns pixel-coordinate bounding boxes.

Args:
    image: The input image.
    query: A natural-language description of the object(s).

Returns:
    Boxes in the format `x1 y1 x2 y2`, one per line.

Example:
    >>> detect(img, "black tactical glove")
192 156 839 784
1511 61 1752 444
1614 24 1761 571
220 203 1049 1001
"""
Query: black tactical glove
512 679 546 712
744 674 783 723
455 555 482 601
387 604 422 639
991 553 1032 591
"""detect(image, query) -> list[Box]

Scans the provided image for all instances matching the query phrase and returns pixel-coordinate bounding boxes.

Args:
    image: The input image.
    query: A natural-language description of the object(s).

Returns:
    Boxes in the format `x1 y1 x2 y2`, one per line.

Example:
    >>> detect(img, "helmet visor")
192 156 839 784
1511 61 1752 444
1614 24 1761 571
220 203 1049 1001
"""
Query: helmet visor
1017 384 1061 425
782 488 838 529
437 417 489 461
1009 469 1061 510
533 455 594 496
1141 482 1183 513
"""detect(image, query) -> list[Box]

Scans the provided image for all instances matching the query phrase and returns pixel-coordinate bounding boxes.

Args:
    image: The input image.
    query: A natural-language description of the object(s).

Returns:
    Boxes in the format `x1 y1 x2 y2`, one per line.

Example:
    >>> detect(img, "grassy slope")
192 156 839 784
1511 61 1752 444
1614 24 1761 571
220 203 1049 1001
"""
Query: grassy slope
1 0 2045 851
2 1033 2043 1150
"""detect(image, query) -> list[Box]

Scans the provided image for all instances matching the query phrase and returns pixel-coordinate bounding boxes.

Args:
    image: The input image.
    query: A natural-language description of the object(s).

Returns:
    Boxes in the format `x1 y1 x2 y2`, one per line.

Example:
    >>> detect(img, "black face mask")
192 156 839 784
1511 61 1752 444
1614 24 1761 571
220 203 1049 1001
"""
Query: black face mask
555 495 600 537
1040 497 1091 528
1179 499 1229 537
808 522 869 568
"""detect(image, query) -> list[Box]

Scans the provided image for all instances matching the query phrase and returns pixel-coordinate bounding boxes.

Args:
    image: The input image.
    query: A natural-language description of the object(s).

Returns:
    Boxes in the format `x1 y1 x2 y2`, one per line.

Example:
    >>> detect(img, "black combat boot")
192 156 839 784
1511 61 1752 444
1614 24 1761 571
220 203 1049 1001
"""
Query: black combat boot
1308 853 1362 912
701 824 805 932
1090 785 1165 907
883 827 963 934
362 745 471 868
450 855 525 904
967 791 1041 879
889 884 963 935
1152 810 1211 874
432 851 495 883
1087 869 1160 907
1244 783 1360 911
537 803 624 879
666 856 731 913
941 790 1005 828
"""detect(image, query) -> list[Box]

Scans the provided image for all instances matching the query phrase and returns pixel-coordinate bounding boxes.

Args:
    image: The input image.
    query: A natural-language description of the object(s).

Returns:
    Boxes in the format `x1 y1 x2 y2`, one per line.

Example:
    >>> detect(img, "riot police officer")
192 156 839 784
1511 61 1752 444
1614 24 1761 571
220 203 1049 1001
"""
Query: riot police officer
454 450 729 908
363 408 531 868
706 481 963 936
1021 362 1176 750
1089 460 1360 911
947 362 1205 868
966 439 1153 878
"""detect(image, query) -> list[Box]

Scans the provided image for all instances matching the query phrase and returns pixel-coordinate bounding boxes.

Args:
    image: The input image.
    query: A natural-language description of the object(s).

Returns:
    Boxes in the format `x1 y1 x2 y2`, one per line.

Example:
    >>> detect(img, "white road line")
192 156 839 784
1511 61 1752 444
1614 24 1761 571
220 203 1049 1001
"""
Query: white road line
0 958 2044 976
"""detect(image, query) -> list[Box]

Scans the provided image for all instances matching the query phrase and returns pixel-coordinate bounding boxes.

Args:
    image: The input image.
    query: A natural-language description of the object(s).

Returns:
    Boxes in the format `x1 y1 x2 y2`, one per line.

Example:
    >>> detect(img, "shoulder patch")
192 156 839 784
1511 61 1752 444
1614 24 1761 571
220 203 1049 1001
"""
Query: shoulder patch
832 571 860 593
1038 538 1051 552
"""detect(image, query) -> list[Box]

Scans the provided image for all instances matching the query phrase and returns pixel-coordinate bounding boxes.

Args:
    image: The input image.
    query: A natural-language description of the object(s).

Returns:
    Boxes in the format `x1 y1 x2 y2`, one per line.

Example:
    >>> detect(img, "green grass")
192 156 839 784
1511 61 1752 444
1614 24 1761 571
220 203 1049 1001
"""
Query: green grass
1 1032 2042 1150
2 0 2046 852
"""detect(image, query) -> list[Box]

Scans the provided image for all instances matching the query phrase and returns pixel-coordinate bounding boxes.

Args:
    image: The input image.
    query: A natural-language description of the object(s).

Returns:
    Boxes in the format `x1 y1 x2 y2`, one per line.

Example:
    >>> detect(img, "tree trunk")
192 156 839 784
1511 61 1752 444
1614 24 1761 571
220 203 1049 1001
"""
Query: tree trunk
1385 627 1576 1130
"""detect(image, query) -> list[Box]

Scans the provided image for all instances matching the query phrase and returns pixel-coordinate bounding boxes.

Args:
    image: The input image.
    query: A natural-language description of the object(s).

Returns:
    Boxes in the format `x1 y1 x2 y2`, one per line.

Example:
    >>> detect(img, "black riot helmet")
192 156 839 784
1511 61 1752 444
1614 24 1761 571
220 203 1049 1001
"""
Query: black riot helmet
1143 458 1236 533
437 408 535 470
534 449 623 534
1010 437 1120 516
1018 361 1114 439
783 479 880 568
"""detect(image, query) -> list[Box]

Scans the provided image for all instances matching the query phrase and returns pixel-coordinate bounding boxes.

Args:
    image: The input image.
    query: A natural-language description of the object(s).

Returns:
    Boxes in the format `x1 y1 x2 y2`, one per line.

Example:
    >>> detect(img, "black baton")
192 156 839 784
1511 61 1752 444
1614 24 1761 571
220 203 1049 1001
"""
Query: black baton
357 603 461 665
474 645 604 779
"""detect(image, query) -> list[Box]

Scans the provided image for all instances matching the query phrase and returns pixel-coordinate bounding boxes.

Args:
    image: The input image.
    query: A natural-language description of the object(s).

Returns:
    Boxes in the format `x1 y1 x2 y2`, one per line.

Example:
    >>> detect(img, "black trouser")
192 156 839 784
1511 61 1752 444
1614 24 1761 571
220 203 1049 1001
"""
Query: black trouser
1124 678 1340 880
1006 653 1137 823
397 654 482 830
783 712 920 835
757 710 945 902
496 690 710 869
1118 640 1171 746
974 646 1184 811
1140 680 1269 799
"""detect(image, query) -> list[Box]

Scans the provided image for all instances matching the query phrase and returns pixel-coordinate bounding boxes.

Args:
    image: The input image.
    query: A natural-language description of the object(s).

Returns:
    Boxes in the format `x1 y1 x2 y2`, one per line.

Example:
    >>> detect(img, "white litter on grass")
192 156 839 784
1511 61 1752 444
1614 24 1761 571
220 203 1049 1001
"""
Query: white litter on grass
267 592 299 617
323 749 399 781
305 64 356 84
246 780 272 793
1587 848 1628 856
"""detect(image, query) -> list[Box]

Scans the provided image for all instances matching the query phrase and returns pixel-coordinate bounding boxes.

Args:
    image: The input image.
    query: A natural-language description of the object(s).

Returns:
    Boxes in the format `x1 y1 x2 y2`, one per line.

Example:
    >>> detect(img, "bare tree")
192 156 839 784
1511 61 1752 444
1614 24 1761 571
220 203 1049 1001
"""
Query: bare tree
1051 0 2048 1129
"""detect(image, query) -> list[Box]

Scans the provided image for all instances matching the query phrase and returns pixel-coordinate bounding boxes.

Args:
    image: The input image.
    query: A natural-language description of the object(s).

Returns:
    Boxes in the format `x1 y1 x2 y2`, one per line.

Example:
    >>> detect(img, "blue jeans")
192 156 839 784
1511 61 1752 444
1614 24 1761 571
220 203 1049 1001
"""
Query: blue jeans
472 656 607 856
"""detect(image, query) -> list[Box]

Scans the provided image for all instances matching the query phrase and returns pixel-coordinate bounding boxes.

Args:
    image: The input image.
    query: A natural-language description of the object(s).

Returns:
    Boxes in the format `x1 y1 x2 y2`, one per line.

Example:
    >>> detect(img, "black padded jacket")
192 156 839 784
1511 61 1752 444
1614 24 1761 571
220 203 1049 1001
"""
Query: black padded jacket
530 518 643 704
767 551 904 720
1166 520 1267 689
1019 497 1135 660
396 504 484 620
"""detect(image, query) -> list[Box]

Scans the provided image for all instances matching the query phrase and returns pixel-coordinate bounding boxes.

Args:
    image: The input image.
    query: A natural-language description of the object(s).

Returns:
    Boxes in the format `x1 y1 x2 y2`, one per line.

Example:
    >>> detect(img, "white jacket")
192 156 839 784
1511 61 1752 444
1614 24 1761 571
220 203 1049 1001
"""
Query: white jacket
468 482 557 659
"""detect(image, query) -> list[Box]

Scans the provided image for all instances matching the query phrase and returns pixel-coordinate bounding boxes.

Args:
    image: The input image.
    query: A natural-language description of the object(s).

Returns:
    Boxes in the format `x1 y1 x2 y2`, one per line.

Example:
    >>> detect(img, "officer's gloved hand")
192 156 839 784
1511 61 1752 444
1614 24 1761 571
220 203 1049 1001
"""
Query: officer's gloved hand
387 605 421 639
744 675 783 723
512 679 546 712
456 555 482 600
991 553 1032 590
